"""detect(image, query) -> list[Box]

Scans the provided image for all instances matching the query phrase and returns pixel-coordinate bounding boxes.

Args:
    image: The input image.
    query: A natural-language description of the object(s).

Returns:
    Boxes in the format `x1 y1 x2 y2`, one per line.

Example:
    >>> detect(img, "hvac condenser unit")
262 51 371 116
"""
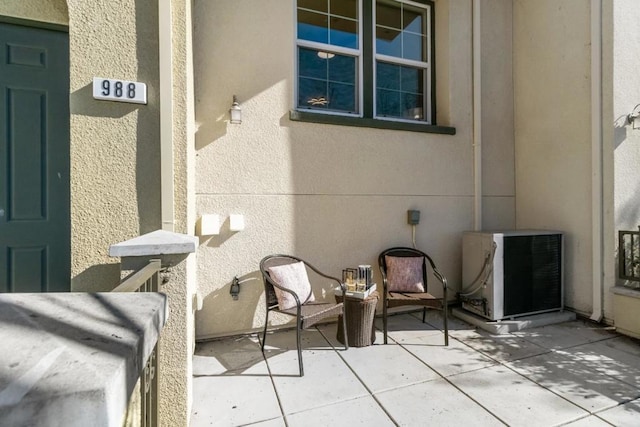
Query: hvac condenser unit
461 230 564 321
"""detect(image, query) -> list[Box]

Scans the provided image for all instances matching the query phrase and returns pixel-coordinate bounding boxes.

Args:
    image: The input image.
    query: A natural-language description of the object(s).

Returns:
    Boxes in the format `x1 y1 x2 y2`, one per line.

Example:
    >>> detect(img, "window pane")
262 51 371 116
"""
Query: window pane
298 0 328 13
331 0 358 20
376 27 401 57
330 17 358 48
328 82 356 112
299 77 329 109
298 10 329 44
377 62 400 90
376 2 401 29
299 48 328 80
403 32 425 61
402 93 424 119
298 48 357 113
403 8 424 35
400 66 423 94
377 89 401 117
329 54 356 85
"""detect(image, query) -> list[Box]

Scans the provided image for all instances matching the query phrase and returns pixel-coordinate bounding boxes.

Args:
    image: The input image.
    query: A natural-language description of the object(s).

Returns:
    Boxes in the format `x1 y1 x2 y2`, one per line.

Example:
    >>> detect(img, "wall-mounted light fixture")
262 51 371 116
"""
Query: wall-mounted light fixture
627 104 640 129
230 95 242 124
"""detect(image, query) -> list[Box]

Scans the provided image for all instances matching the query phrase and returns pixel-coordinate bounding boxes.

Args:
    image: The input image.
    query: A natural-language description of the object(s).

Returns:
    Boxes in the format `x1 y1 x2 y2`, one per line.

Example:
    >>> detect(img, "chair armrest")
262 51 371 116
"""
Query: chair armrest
433 269 448 290
303 261 345 293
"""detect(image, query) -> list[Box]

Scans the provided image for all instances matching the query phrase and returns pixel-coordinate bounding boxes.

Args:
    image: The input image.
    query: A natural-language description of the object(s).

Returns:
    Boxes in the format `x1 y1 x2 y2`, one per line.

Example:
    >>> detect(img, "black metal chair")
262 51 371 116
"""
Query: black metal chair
378 247 448 345
259 254 348 376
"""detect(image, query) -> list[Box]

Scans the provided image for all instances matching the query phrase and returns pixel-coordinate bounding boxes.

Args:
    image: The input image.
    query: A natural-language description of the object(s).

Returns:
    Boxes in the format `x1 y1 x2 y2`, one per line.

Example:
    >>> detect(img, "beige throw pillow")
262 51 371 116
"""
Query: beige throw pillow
385 255 425 292
268 261 316 310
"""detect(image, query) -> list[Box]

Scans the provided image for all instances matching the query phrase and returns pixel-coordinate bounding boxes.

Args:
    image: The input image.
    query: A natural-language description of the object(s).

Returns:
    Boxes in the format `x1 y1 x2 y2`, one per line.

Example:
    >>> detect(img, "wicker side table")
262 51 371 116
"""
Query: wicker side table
336 291 379 347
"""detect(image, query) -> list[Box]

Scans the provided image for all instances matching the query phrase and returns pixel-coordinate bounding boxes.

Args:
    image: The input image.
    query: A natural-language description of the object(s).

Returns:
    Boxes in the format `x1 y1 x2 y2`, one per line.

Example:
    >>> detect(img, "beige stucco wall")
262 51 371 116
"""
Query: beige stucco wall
193 0 516 339
481 0 515 230
0 0 68 25
513 0 594 316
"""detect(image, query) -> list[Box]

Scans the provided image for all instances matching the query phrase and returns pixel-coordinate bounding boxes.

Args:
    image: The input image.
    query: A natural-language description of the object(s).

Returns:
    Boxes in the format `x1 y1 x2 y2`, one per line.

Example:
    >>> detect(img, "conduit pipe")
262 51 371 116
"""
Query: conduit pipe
159 0 175 232
473 0 482 231
590 0 604 322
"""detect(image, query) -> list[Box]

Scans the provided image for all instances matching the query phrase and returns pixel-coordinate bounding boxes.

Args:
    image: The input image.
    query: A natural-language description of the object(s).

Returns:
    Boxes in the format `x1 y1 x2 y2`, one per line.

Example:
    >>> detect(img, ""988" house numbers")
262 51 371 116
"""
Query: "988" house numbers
92 77 147 104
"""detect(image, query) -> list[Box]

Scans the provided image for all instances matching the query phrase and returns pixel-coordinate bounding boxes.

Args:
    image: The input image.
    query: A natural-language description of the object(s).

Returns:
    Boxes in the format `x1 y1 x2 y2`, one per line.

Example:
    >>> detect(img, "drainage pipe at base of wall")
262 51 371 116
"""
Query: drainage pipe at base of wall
590 0 604 322
473 0 482 231
159 0 175 232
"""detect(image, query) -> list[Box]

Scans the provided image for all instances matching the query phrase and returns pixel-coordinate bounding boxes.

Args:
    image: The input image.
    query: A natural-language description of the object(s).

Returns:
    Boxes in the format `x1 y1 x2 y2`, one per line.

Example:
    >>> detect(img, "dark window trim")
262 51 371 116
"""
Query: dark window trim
290 110 455 135
0 15 69 33
294 0 453 135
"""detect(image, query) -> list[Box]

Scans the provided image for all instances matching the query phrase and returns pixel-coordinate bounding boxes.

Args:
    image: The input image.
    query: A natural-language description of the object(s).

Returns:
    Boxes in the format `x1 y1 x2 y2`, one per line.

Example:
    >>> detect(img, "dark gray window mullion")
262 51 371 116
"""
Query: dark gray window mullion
363 0 373 118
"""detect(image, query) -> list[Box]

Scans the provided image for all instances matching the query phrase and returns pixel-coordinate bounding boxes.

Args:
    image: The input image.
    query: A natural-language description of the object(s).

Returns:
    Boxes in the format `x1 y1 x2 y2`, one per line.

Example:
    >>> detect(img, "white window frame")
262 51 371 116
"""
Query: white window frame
294 0 434 125
294 1 364 117
373 0 432 124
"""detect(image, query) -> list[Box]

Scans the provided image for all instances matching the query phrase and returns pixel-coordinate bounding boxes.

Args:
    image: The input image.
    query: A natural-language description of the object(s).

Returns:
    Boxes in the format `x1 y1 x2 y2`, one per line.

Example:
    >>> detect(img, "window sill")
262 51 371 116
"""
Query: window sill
289 110 456 135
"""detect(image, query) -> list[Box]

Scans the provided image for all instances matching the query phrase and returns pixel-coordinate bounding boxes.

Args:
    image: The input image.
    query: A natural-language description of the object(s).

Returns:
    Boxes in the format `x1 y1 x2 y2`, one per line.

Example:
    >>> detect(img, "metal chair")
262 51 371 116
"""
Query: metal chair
378 247 449 345
259 254 348 376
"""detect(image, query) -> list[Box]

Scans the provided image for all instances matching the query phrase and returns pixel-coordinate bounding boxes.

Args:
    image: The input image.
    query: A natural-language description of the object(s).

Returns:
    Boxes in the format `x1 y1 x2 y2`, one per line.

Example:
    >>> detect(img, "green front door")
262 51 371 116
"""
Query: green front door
0 22 70 292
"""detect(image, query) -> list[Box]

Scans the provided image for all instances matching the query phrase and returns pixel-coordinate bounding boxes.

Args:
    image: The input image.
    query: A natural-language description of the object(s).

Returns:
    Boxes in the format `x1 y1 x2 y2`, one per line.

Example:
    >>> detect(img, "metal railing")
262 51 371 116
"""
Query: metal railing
619 229 640 283
113 259 161 427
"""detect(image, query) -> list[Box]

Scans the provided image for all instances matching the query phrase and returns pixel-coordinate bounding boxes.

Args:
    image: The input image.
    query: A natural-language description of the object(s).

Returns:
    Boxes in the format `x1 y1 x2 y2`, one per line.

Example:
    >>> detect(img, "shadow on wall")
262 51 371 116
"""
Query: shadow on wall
72 263 121 292
200 272 264 334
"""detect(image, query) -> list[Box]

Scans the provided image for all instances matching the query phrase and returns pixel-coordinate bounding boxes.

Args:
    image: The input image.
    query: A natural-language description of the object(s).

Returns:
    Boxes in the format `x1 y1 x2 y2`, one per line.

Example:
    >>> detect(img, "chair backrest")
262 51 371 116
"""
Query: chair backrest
378 247 435 293
260 254 304 308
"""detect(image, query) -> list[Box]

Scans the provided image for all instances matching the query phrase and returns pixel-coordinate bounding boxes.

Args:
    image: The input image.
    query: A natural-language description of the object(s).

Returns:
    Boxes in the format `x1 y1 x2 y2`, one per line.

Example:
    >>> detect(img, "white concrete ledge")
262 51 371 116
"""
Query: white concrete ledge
612 285 640 299
0 292 167 427
109 229 198 257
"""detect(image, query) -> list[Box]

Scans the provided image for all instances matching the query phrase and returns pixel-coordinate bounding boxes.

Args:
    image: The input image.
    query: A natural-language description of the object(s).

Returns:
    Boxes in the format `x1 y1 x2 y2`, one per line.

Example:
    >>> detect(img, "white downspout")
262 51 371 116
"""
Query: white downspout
473 0 482 231
159 0 175 232
590 0 604 322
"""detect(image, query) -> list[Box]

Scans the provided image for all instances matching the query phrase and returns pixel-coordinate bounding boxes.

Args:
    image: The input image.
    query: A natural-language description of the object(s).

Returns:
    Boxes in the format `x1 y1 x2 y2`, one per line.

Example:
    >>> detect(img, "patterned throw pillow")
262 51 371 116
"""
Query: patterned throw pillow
384 256 425 292
267 261 316 310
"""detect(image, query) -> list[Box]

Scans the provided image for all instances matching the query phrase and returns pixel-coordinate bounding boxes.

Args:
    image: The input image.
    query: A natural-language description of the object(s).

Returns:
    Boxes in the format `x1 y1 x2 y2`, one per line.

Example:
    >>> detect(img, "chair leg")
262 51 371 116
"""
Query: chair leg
261 309 269 351
297 319 304 377
422 307 426 323
443 302 449 346
341 307 349 351
383 297 388 345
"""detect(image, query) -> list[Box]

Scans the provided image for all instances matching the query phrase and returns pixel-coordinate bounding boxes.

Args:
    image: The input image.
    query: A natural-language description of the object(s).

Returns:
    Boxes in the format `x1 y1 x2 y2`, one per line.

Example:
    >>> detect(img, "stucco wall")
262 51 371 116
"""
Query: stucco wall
0 0 68 25
481 0 515 230
613 0 640 274
193 0 515 339
513 0 594 315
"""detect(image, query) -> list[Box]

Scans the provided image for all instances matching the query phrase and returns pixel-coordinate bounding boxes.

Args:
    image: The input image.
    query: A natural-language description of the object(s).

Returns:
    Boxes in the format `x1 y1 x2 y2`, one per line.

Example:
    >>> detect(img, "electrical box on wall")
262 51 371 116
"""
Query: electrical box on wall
407 210 420 225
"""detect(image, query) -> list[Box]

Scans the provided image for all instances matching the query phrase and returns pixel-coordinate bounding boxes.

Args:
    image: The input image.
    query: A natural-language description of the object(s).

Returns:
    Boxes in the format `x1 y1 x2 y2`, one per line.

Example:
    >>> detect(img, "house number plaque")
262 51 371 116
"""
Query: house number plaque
92 77 147 104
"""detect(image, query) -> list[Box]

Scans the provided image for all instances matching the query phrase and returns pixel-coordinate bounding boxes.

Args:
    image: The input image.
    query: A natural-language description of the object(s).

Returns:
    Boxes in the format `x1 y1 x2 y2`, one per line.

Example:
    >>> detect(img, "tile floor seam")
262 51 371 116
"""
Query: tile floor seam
393 334 509 426
259 333 290 427
316 325 400 426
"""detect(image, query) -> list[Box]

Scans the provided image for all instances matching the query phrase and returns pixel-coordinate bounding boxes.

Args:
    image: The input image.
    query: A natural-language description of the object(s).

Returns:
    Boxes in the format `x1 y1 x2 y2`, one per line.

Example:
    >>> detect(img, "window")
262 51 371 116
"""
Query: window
296 0 434 125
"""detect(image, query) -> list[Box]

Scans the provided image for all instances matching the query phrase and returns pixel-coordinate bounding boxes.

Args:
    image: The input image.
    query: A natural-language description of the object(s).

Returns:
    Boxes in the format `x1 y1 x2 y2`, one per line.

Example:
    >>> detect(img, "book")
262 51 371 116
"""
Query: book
334 283 377 300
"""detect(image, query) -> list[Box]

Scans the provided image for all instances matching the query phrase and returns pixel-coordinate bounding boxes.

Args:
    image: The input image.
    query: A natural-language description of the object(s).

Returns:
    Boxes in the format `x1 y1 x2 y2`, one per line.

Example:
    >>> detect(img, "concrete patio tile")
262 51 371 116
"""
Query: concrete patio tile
564 337 640 389
596 397 640 426
402 334 497 377
247 417 286 426
563 415 614 426
374 313 443 345
512 320 616 350
194 335 268 376
268 348 369 414
191 375 281 427
285 395 394 427
456 329 550 362
411 308 476 334
507 350 639 412
448 365 588 426
375 378 503 426
261 328 339 370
